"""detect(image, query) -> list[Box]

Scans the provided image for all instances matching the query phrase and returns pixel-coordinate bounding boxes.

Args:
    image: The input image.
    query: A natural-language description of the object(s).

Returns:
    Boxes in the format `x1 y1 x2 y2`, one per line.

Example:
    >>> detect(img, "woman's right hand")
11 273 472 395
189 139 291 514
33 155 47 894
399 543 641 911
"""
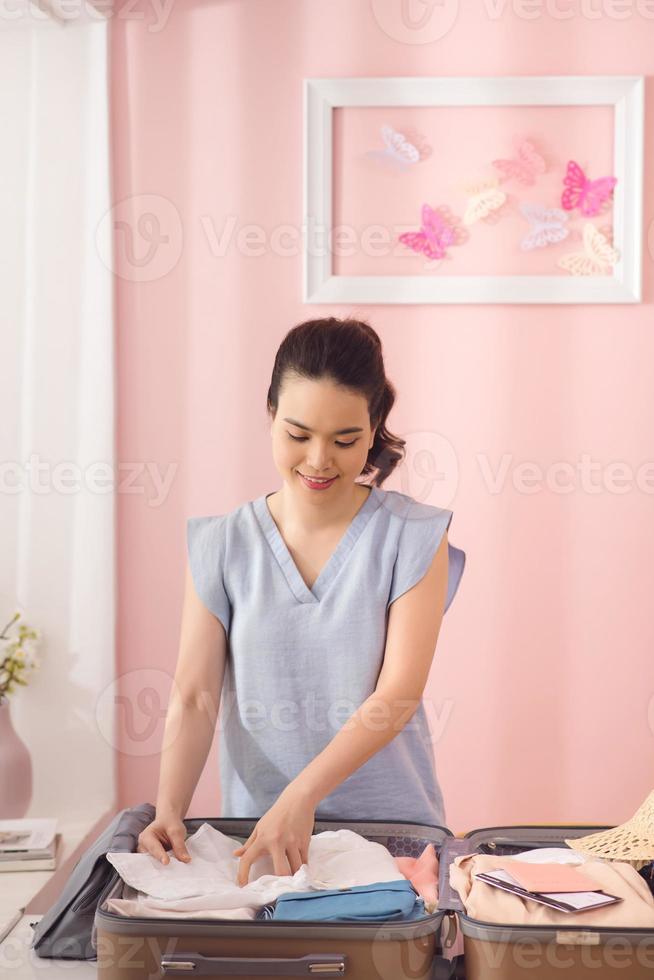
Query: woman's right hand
136 815 192 865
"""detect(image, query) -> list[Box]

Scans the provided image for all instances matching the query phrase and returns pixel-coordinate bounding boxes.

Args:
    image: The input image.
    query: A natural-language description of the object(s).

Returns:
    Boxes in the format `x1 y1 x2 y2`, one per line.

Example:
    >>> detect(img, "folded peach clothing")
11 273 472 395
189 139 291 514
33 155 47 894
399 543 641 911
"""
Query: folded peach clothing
395 844 439 912
449 852 654 928
104 892 258 920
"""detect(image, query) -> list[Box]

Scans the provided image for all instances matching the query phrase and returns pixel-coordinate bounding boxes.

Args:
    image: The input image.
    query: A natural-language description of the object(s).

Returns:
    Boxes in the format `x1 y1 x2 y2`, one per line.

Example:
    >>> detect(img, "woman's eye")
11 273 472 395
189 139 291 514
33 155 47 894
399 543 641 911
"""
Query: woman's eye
287 433 357 448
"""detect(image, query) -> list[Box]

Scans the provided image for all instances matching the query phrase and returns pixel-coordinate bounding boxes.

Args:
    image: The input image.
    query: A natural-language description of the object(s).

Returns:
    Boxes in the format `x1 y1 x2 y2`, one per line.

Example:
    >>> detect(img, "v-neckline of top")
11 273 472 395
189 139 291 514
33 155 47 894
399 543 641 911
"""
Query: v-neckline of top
252 484 382 604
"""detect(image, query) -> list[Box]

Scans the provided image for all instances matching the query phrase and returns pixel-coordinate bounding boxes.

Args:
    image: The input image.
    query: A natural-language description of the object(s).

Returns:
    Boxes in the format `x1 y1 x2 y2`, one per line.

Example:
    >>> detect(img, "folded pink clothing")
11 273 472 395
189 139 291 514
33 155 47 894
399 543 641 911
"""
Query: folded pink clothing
395 844 439 911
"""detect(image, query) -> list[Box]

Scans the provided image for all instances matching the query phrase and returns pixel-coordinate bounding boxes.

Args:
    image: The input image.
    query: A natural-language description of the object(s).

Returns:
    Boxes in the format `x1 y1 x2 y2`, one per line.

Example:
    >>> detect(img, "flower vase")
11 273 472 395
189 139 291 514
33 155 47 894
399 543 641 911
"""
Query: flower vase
0 697 32 817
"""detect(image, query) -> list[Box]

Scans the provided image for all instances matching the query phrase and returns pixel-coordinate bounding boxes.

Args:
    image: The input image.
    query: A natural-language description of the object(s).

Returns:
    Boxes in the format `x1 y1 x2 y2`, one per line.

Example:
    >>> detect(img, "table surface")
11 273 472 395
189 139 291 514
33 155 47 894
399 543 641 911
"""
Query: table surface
0 812 115 977
0 914 99 978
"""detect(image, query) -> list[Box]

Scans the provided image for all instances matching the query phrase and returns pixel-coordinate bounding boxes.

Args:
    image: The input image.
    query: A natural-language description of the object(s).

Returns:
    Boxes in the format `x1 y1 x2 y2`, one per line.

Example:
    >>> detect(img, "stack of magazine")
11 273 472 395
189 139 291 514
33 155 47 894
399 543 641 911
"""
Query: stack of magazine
0 818 60 872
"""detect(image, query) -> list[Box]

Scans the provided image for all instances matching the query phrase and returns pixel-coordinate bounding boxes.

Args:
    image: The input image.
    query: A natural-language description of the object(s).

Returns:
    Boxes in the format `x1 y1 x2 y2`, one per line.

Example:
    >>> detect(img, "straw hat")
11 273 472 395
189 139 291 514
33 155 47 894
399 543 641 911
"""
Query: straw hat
565 790 654 870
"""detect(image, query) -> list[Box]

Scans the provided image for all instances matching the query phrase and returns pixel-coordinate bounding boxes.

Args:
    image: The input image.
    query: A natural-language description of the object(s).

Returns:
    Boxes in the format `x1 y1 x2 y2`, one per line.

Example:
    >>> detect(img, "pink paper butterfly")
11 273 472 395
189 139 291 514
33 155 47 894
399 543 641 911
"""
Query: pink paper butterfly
399 204 466 261
561 161 617 217
399 125 432 162
492 140 547 186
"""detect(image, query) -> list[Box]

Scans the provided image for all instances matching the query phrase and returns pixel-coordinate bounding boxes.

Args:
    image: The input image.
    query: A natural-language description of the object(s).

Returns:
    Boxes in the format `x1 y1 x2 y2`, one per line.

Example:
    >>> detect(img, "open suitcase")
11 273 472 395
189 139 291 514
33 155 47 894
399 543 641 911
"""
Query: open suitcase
437 824 654 980
31 803 457 979
30 805 654 979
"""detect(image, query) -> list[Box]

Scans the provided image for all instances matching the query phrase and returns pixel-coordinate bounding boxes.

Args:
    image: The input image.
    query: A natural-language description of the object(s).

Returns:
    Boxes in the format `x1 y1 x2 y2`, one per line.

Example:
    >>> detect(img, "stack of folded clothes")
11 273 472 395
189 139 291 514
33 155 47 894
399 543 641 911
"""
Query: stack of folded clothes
104 825 440 923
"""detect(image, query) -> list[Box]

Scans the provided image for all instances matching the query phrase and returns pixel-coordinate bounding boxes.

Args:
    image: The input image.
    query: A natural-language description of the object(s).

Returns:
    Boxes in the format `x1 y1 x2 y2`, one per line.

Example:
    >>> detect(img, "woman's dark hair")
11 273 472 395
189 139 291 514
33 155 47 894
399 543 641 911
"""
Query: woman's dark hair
266 317 405 486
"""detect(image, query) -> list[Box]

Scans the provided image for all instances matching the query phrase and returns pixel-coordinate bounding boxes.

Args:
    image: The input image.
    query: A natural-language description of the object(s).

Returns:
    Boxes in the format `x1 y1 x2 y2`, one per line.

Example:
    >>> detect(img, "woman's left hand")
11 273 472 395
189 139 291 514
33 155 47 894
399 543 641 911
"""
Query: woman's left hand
233 786 315 886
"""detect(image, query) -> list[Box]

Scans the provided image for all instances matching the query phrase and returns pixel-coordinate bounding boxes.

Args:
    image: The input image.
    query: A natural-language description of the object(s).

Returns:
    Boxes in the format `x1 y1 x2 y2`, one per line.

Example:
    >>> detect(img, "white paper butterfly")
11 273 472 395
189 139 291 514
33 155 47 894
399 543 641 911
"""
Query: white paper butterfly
557 222 620 276
365 125 431 172
519 202 569 251
463 178 507 225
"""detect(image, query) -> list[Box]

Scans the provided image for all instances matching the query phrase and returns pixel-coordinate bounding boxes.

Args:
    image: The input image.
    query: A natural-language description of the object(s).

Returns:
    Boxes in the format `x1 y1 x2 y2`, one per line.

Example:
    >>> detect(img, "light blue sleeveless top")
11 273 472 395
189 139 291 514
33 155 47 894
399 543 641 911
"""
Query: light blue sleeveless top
187 485 465 828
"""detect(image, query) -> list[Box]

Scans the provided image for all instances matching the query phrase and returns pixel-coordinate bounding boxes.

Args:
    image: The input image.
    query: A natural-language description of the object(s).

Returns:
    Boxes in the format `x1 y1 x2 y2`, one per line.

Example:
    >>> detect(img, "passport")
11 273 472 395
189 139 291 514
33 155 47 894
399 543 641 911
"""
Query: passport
496 861 602 894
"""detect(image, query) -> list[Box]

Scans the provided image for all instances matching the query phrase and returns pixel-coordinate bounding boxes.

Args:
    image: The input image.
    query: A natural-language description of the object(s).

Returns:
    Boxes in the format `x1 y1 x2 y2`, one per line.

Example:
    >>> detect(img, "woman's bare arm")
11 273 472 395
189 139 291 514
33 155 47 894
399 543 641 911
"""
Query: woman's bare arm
154 561 228 819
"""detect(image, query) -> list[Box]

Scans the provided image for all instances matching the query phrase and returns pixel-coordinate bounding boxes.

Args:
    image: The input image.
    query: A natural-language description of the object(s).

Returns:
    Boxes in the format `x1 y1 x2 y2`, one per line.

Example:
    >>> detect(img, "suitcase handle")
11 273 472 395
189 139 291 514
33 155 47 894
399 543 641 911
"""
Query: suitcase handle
160 952 347 975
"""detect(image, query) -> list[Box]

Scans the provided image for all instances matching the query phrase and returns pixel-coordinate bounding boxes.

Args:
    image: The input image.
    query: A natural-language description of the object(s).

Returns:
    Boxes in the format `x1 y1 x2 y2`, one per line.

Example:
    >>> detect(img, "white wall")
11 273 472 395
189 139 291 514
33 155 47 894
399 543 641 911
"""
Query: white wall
0 13 116 829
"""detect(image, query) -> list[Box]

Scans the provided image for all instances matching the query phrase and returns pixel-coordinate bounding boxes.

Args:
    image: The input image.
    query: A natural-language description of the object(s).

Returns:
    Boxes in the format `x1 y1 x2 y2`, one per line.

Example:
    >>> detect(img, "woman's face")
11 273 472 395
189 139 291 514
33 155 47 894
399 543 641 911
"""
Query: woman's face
270 376 376 497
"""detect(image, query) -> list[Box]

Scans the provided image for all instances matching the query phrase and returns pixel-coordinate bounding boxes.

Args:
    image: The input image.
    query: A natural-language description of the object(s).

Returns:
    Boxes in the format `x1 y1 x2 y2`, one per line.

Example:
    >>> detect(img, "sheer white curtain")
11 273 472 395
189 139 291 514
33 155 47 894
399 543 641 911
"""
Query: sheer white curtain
0 14 115 827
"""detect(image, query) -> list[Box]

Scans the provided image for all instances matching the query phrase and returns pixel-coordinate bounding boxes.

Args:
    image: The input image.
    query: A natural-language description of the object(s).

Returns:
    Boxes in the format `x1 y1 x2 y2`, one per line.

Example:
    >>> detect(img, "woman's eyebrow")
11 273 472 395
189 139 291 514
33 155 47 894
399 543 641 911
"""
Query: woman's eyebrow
282 417 364 435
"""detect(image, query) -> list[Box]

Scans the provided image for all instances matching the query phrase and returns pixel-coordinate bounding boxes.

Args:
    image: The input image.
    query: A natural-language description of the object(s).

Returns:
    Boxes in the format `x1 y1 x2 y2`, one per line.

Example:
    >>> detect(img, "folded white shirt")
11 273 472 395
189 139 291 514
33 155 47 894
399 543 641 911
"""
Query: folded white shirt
104 824 402 917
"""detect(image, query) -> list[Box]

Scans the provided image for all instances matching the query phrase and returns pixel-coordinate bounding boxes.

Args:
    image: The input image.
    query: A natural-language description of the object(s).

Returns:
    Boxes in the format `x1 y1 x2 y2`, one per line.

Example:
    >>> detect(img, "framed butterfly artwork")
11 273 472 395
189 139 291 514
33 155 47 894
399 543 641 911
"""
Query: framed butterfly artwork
303 76 643 304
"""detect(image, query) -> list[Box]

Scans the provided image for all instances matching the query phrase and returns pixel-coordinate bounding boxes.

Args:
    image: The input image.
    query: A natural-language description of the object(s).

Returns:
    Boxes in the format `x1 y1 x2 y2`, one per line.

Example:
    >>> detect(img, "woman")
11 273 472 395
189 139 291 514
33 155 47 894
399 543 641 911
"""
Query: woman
137 316 465 886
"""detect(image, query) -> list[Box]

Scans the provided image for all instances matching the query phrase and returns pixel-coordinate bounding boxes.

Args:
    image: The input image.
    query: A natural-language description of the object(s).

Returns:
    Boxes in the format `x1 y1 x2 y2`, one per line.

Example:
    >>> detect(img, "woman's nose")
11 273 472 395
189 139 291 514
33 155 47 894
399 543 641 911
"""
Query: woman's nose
305 448 333 470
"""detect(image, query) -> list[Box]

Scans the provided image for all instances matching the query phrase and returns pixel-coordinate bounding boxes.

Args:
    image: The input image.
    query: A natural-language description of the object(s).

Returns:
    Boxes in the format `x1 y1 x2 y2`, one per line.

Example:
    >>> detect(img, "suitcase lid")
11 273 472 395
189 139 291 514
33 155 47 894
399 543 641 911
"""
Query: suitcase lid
30 802 156 959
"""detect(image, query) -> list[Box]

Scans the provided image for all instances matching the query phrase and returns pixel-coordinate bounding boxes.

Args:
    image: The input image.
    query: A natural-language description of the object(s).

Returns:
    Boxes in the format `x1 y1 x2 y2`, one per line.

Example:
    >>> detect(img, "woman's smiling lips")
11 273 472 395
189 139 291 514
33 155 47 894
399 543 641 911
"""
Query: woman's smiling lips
297 472 338 489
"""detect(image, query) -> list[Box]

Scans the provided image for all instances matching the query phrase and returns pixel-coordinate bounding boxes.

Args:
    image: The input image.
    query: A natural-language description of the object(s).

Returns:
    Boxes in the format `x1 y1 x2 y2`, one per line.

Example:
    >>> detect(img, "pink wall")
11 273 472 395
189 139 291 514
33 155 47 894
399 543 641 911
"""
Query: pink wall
111 0 654 834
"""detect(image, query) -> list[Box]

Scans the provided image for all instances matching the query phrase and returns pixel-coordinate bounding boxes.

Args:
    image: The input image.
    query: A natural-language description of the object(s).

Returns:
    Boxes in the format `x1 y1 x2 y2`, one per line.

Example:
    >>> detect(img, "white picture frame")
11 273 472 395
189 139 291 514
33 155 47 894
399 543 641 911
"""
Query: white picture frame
303 76 644 305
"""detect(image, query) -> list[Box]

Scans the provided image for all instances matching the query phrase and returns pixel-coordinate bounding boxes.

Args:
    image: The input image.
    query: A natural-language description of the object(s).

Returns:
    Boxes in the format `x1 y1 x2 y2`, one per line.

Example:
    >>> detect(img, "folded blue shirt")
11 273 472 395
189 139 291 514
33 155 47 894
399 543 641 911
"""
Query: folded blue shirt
256 898 427 922
266 879 425 923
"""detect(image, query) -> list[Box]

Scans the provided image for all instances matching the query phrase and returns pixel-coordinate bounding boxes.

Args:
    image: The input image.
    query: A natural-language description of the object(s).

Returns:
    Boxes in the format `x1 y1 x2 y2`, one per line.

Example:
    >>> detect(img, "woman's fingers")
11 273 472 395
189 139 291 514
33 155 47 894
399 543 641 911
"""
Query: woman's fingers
143 834 170 864
235 838 308 885
136 818 193 866
272 847 293 879
286 846 304 876
237 843 260 886
233 828 257 856
169 827 191 863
